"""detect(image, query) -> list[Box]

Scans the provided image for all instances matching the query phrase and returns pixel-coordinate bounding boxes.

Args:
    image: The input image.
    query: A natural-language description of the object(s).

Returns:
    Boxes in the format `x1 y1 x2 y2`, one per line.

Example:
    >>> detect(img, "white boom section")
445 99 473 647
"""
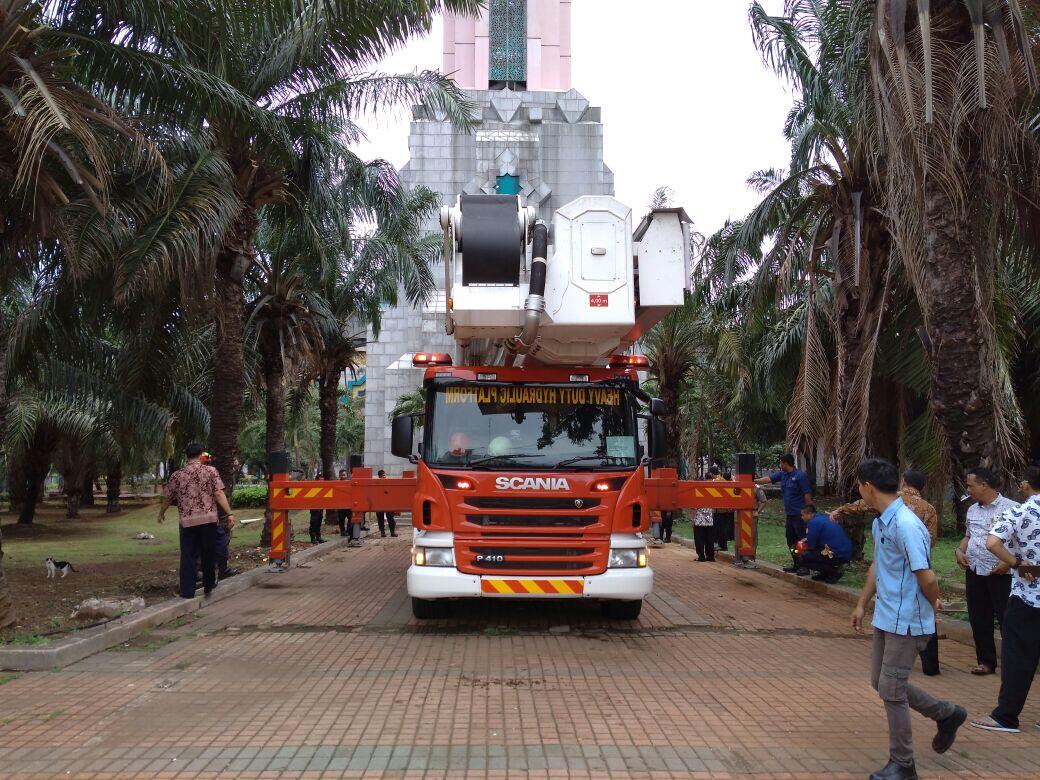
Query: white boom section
442 195 693 366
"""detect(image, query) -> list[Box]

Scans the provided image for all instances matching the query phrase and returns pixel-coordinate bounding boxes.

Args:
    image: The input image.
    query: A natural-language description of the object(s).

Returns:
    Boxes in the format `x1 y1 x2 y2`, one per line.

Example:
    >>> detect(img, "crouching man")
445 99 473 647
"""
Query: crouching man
797 504 852 583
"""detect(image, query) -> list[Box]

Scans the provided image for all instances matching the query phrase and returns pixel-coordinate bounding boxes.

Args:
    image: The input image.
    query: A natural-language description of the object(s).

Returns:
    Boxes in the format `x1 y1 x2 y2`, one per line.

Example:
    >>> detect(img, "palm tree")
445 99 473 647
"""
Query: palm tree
871 1 1040 491
47 0 482 491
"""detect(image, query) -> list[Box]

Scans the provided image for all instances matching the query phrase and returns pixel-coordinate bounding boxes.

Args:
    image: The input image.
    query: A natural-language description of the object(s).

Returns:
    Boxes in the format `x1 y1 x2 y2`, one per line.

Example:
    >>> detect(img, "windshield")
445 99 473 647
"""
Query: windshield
425 383 639 470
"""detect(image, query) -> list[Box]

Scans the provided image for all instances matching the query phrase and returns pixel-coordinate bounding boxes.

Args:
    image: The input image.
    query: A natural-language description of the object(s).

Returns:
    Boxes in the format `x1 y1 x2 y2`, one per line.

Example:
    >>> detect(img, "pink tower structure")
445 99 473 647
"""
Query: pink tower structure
443 0 572 91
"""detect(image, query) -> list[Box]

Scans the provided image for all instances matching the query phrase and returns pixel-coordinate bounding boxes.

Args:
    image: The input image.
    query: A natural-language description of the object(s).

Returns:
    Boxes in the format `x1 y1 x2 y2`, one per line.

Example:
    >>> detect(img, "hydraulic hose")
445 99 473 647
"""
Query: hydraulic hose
514 221 548 357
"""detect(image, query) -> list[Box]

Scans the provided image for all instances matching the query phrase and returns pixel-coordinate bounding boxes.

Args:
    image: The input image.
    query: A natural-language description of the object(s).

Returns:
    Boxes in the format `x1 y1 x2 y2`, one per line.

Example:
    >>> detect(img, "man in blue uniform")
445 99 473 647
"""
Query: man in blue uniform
797 504 852 583
756 453 813 575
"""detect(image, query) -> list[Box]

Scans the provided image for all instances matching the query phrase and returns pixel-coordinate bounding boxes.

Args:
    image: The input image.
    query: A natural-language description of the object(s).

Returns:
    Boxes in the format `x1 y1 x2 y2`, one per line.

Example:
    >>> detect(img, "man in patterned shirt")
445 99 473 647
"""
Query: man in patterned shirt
159 443 236 598
970 465 1040 733
955 467 1019 675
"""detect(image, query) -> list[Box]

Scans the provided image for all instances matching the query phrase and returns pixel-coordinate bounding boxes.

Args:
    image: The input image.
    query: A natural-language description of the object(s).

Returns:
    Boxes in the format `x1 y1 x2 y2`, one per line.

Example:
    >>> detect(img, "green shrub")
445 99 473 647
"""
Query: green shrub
231 485 267 507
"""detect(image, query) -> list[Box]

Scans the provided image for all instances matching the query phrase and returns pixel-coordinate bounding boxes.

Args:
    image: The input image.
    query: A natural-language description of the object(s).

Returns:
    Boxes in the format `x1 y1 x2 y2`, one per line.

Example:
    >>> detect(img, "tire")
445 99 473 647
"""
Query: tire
601 600 642 620
411 597 448 619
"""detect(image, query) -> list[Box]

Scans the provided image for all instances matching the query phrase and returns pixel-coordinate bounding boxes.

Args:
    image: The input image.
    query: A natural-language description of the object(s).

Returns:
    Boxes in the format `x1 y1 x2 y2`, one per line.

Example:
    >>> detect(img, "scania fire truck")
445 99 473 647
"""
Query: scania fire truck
267 194 757 619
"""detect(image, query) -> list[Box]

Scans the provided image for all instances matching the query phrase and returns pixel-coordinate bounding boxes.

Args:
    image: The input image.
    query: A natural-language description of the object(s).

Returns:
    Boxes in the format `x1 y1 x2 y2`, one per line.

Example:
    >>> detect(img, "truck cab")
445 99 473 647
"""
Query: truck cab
392 363 667 619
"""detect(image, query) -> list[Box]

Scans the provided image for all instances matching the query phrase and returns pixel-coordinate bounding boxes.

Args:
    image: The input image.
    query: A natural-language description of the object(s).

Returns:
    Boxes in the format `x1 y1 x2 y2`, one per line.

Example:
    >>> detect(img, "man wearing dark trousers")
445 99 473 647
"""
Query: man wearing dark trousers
335 468 354 538
158 443 235 599
797 504 852 583
956 467 1018 675
970 465 1040 733
756 453 813 575
660 511 674 543
375 470 398 537
851 459 965 780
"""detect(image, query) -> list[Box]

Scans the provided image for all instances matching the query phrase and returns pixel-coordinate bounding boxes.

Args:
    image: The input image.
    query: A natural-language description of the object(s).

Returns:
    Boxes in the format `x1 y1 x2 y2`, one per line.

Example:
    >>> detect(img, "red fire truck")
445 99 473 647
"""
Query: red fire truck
268 194 756 619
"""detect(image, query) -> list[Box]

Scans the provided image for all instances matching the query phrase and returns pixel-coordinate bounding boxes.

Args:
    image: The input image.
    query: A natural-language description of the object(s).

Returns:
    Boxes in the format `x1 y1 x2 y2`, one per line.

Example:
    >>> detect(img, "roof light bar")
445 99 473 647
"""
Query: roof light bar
608 354 650 369
412 352 453 367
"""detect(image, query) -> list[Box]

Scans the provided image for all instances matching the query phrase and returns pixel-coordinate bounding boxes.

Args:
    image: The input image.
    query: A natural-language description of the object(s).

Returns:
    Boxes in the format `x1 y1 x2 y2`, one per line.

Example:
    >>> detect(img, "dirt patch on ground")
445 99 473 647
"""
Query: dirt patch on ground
0 546 274 643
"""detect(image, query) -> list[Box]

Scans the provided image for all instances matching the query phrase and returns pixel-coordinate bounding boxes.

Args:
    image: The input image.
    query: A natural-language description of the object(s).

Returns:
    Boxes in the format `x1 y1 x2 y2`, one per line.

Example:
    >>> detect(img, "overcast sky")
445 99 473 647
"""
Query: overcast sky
354 0 794 238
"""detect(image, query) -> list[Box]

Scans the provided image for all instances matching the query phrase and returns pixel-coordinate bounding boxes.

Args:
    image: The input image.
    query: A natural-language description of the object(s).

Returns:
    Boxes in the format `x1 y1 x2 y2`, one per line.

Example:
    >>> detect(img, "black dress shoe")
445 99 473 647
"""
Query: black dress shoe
869 759 917 780
933 705 967 754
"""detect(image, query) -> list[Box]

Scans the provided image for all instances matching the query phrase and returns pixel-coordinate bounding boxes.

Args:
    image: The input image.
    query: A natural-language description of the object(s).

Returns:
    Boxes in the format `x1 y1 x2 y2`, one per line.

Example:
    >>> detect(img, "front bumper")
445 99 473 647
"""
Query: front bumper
406 564 653 601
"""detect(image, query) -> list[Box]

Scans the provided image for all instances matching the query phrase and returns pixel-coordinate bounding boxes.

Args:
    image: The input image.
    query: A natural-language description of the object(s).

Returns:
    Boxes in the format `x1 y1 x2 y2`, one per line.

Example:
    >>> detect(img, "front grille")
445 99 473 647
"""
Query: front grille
465 514 596 528
476 547 588 557
474 560 589 571
466 497 601 510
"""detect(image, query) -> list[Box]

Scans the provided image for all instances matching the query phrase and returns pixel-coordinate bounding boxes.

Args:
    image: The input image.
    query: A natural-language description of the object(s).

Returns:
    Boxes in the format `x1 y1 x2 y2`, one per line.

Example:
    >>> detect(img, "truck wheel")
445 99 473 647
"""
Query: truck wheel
411 597 448 619
602 600 642 620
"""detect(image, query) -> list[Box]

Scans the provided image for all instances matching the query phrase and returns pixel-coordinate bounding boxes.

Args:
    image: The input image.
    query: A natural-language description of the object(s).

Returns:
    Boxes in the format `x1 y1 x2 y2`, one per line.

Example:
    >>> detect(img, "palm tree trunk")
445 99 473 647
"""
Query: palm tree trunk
208 209 258 493
16 430 55 525
59 439 87 519
920 189 1001 500
0 527 14 628
260 337 286 547
833 214 890 496
81 464 96 508
319 368 340 479
106 462 122 513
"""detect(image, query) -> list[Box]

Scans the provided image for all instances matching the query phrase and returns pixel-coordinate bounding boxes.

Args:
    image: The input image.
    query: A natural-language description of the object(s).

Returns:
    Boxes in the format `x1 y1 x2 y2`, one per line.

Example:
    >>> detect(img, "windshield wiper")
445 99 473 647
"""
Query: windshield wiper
555 455 616 469
467 453 547 468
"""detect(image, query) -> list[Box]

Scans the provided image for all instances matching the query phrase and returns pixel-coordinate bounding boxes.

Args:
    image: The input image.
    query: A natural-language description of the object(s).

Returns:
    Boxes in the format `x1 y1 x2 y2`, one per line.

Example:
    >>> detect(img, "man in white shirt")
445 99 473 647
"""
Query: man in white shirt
955 467 1019 675
970 466 1040 733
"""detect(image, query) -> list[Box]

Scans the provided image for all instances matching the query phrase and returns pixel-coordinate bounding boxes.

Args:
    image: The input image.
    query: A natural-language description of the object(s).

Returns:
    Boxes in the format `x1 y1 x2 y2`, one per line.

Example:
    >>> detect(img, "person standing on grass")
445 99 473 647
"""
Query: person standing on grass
833 468 942 675
956 467 1018 675
969 465 1040 733
851 458 966 780
692 506 715 562
755 453 813 575
158 443 236 599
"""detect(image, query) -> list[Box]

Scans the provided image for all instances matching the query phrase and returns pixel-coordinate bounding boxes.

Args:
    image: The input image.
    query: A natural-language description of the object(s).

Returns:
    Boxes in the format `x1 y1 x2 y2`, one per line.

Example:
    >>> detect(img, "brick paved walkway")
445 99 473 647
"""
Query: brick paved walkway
1 537 1037 779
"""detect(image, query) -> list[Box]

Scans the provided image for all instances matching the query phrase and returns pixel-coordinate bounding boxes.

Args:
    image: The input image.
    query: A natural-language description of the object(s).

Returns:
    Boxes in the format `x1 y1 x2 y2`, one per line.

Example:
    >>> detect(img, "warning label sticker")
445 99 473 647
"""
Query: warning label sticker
589 294 609 307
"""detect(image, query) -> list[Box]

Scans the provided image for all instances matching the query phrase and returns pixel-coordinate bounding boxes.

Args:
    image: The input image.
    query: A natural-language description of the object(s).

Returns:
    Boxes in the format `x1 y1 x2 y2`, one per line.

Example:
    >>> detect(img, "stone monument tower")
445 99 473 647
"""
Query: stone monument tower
363 0 614 473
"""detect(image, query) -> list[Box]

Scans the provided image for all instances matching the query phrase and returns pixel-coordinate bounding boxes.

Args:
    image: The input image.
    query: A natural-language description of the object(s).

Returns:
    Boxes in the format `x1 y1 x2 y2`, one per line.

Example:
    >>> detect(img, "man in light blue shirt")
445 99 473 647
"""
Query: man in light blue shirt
852 459 965 780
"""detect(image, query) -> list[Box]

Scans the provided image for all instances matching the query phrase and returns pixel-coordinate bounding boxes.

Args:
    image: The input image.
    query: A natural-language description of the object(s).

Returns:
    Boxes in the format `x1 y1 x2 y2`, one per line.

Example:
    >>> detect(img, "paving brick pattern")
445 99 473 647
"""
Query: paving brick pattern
1 537 1038 778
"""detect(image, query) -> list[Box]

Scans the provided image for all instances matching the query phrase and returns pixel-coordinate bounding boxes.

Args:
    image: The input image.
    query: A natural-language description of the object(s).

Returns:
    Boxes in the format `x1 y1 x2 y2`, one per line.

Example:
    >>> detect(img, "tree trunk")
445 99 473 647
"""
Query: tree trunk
832 211 890 496
16 429 55 524
260 335 286 548
208 208 258 494
106 462 122 513
319 367 340 479
0 527 14 628
921 188 1001 504
81 465 96 508
59 438 88 519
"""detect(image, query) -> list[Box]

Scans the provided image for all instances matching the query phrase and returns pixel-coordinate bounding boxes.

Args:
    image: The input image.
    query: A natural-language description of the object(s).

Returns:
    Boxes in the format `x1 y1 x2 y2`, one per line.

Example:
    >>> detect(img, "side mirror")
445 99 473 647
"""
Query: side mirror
390 415 415 459
650 397 669 417
650 418 668 460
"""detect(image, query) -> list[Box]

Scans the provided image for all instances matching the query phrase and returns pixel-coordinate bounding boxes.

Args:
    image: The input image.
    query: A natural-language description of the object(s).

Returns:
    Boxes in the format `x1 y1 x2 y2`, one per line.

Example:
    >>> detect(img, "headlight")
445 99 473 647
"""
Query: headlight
413 546 455 567
608 547 648 568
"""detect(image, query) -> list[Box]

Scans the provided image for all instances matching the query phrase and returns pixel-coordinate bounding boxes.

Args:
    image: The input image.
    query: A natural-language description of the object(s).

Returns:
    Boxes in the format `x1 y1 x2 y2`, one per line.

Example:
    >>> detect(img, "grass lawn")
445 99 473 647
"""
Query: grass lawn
670 497 965 599
1 501 305 643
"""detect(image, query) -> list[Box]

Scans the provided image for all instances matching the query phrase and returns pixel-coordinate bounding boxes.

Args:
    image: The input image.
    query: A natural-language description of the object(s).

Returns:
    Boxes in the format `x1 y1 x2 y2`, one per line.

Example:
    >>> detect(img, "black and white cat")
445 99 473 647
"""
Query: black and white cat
45 557 76 578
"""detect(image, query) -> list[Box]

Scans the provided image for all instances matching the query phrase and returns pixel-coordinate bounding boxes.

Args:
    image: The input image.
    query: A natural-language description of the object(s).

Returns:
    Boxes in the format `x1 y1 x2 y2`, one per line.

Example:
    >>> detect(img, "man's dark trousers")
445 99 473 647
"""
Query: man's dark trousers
965 568 1012 669
661 511 673 543
215 523 231 575
991 596 1040 729
309 509 323 542
337 509 352 536
179 523 217 598
919 633 940 676
785 514 806 558
693 525 715 561
799 550 847 580
376 511 396 536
